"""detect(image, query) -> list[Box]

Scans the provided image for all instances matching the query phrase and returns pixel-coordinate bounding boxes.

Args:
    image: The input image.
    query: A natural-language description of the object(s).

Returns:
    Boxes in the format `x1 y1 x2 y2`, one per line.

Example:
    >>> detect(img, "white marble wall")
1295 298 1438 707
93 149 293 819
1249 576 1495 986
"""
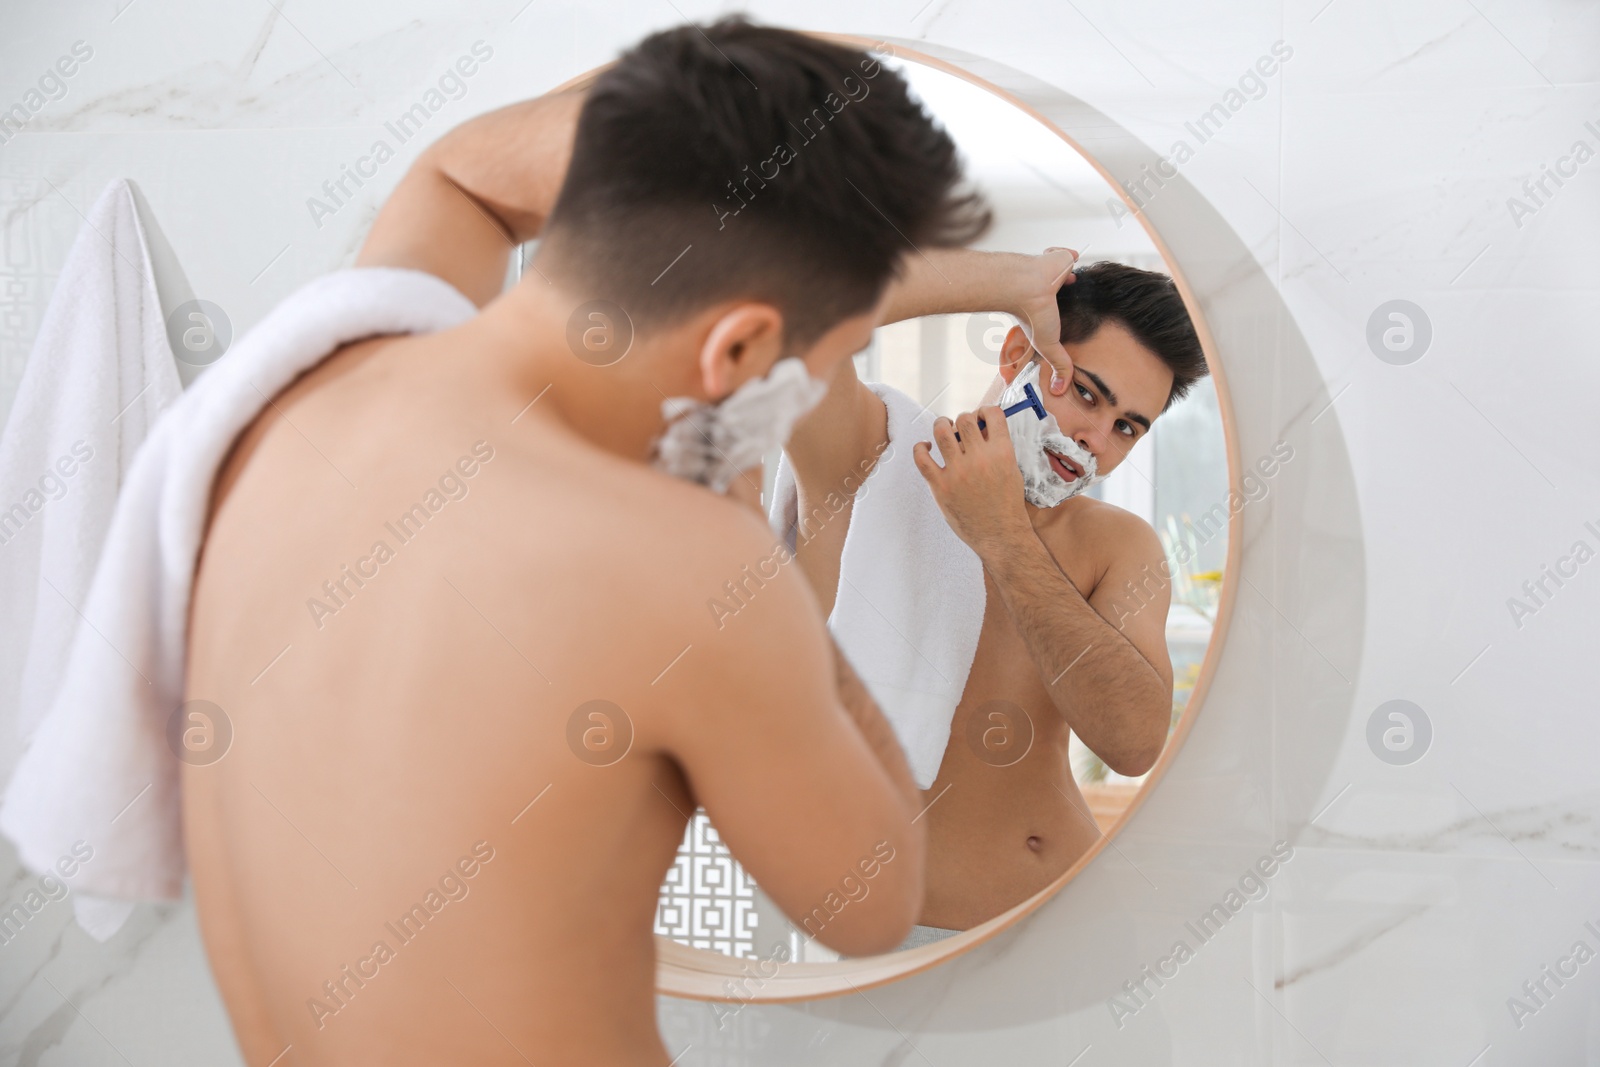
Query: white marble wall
1 1 1597 1064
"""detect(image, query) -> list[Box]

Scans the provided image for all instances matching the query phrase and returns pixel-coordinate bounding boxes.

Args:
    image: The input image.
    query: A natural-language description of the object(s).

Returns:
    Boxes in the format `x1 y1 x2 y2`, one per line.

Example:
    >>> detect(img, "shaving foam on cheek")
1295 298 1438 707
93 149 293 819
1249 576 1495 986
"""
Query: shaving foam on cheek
650 357 828 494
997 361 1102 508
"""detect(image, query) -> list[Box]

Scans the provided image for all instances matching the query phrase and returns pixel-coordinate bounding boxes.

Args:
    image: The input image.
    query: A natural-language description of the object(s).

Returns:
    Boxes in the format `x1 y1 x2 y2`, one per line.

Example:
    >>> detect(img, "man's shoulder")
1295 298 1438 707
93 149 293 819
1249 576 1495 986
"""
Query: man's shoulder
482 455 813 686
1036 495 1165 574
592 474 824 693
596 467 789 585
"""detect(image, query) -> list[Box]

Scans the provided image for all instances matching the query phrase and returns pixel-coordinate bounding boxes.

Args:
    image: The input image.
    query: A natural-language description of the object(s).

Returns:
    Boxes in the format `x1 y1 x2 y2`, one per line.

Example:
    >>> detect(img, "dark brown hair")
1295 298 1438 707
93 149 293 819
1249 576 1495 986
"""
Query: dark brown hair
1057 261 1208 412
539 17 991 350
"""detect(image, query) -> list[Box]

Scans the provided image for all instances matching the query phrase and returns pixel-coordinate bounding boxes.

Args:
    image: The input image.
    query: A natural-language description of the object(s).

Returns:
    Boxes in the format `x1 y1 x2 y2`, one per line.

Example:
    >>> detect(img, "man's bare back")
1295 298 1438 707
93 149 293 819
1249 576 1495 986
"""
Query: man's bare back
186 302 922 1065
187 321 681 1064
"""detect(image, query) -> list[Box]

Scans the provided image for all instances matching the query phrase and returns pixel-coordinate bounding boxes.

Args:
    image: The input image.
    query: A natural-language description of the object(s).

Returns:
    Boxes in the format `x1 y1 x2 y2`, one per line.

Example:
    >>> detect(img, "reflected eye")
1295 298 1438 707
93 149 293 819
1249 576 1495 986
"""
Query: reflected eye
1115 420 1136 438
1073 381 1094 403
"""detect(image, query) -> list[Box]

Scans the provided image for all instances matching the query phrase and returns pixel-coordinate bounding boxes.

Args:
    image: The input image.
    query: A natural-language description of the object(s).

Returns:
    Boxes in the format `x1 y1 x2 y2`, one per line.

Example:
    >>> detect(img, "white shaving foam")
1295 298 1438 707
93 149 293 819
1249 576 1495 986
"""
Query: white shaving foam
651 356 828 494
997 360 1102 508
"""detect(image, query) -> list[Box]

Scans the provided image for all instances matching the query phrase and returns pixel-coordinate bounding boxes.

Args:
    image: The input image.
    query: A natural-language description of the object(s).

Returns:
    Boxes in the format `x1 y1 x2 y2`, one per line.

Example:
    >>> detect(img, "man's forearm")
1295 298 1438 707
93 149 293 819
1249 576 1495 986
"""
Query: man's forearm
981 530 1169 775
880 249 1030 325
830 636 925 820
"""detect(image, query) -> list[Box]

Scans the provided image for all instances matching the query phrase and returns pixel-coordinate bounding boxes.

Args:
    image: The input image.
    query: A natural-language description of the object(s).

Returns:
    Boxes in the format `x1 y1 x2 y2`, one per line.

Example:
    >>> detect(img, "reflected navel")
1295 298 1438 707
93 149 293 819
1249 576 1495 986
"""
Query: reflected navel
1026 835 1043 852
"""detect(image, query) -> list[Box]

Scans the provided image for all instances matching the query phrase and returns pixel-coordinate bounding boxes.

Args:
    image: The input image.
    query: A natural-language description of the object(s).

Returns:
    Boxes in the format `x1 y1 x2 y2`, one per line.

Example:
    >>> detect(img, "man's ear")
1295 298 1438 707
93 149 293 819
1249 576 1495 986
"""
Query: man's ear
699 302 785 400
997 325 1037 385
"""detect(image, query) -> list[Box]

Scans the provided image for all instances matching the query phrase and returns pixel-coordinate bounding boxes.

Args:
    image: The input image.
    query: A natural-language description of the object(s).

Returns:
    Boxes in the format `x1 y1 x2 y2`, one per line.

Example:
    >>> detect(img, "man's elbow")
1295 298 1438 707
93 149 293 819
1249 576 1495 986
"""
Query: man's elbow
831 904 920 958
1109 740 1163 779
1104 697 1170 777
802 868 924 958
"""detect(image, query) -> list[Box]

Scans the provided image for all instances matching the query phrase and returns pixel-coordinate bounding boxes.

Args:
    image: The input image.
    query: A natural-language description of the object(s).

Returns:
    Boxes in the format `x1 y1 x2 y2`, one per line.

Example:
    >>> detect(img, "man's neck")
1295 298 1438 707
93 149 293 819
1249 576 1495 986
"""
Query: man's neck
477 278 690 465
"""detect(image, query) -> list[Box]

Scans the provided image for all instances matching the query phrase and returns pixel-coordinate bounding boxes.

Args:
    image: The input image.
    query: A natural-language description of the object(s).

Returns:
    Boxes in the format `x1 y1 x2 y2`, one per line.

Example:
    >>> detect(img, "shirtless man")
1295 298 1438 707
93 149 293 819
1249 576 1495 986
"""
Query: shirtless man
181 20 993 1066
785 252 1209 935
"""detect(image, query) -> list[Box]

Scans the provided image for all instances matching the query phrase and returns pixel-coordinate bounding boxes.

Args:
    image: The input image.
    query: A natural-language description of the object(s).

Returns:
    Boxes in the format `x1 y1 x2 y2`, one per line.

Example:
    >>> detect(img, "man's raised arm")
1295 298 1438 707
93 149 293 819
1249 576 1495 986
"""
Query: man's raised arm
782 247 1082 612
880 247 1078 390
787 245 1083 502
357 86 588 306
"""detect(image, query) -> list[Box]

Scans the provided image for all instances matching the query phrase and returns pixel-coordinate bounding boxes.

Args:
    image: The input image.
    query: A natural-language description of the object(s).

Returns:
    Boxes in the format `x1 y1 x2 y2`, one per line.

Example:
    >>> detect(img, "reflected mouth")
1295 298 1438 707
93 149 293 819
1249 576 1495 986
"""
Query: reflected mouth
1046 450 1084 482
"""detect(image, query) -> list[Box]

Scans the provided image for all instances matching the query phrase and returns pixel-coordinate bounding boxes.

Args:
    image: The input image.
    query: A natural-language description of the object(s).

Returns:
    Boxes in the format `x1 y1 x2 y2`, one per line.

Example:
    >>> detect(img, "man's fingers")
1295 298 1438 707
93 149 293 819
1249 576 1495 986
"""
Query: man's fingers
931 415 962 455
1043 246 1079 286
1035 337 1075 395
1032 246 1078 393
1017 305 1072 394
976 405 1013 450
912 441 949 500
953 409 985 443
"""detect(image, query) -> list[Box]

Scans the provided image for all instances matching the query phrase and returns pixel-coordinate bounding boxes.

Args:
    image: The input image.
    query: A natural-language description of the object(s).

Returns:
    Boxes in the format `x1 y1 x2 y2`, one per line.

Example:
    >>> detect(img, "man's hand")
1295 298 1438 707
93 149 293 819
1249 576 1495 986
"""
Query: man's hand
1016 247 1079 396
911 406 1032 557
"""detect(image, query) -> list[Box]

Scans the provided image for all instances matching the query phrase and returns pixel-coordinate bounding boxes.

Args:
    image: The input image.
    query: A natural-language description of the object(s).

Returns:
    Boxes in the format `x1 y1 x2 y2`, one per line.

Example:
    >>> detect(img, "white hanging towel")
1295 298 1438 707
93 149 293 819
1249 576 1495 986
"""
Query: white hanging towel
0 179 183 793
768 382 986 789
0 265 477 940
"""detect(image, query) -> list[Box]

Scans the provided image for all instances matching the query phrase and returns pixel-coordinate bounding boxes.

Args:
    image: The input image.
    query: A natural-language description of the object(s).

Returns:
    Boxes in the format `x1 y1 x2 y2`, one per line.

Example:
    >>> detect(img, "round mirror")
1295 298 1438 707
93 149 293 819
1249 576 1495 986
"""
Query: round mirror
651 41 1231 981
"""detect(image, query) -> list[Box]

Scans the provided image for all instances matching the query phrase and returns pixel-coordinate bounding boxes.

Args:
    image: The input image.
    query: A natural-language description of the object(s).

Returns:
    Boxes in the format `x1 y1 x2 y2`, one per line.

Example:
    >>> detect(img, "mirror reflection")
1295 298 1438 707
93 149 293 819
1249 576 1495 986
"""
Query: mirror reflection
656 55 1226 960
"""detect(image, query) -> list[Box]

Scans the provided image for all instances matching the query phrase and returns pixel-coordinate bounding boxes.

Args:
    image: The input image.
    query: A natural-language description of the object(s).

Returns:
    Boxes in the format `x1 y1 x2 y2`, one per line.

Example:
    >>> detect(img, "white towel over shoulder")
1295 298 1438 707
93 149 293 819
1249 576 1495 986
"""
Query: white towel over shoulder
769 382 986 789
0 266 477 938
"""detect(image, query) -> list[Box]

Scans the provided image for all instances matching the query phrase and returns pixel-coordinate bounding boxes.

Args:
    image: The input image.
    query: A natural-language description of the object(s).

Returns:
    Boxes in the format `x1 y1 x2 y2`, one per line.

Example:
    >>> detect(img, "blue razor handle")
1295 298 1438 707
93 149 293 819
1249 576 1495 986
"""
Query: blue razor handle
953 382 1045 441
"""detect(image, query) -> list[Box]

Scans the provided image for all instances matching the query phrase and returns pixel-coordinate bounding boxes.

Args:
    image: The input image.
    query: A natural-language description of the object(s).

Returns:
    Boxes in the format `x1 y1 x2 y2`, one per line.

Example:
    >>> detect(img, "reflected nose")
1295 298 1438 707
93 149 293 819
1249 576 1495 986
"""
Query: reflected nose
1072 414 1127 465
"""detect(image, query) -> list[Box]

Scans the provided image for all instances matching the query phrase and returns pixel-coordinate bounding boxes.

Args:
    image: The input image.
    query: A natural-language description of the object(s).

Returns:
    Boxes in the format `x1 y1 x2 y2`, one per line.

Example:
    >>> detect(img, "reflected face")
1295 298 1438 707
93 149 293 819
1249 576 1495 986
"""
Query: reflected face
998 321 1174 479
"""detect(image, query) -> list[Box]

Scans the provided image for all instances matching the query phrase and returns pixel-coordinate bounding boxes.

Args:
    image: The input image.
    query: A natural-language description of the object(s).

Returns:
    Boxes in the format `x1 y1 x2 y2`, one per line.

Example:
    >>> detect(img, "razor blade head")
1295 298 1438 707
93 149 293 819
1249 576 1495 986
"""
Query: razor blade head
1003 382 1048 421
956 382 1049 442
